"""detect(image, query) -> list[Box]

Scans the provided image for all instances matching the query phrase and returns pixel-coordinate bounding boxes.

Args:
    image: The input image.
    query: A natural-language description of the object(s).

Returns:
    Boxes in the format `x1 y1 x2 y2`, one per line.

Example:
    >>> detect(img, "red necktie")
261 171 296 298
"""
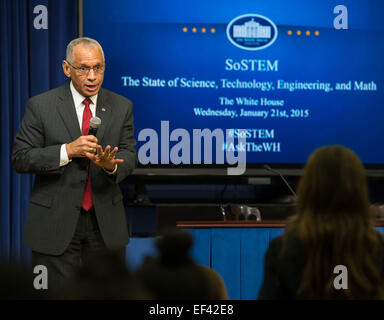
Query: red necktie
81 98 93 211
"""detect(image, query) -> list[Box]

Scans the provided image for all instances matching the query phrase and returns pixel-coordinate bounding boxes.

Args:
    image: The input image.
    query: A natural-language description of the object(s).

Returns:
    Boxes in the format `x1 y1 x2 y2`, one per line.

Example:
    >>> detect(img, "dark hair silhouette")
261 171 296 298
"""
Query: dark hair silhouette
287 145 384 299
136 228 227 299
0 261 46 300
60 251 150 299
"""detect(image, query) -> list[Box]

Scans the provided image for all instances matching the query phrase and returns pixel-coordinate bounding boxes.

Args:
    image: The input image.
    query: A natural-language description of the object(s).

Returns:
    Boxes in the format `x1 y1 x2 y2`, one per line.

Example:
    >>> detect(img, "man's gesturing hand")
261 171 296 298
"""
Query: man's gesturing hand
66 135 98 159
85 145 124 171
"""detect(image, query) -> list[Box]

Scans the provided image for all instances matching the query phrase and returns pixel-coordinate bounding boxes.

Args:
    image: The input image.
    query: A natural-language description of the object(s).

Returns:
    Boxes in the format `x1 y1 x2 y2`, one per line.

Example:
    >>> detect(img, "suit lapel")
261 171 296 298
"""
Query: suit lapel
57 82 82 141
95 88 111 143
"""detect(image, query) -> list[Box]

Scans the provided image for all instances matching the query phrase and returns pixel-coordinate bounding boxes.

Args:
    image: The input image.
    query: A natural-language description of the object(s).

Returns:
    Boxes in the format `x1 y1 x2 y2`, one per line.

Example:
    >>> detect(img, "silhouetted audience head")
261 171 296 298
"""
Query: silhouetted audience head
296 145 370 219
289 145 384 299
156 228 194 266
0 260 46 299
136 228 228 299
60 251 151 299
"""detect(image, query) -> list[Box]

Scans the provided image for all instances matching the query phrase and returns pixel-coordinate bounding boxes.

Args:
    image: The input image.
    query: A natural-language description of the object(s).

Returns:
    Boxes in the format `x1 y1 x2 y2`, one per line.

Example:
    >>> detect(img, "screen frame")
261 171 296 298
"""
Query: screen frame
78 1 384 177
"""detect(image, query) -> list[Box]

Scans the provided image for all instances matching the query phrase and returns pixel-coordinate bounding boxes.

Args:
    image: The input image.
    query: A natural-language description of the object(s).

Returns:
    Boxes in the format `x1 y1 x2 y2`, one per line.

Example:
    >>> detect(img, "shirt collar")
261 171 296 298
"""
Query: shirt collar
70 81 98 108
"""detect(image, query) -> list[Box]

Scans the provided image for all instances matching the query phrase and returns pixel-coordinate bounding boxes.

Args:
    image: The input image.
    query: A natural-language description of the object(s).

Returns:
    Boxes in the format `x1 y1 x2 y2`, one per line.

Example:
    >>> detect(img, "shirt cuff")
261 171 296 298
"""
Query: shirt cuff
60 144 72 166
103 164 117 175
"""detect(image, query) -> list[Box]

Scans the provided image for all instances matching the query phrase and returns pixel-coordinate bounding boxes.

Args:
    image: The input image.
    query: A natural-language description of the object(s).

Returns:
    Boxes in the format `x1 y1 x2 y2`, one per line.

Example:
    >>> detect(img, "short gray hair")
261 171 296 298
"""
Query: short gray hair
66 37 105 63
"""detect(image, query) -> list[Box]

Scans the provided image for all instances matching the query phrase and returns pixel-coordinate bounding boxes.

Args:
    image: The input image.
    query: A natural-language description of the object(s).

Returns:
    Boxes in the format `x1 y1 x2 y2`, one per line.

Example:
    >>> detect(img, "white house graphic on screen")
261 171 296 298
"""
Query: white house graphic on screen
233 18 271 38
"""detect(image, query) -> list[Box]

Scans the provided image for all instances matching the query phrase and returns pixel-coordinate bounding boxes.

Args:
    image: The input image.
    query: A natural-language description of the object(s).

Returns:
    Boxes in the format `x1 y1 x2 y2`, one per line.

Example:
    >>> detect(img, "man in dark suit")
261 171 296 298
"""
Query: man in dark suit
12 37 137 294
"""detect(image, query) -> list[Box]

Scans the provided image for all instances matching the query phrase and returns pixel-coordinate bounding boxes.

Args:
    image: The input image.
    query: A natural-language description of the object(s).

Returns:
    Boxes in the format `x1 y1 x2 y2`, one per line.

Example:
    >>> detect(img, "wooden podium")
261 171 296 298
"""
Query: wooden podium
176 220 384 300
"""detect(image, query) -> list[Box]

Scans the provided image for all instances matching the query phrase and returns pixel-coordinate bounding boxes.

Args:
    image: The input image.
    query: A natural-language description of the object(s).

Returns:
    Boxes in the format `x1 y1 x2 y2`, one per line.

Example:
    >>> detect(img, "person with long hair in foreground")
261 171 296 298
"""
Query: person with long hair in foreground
259 145 384 299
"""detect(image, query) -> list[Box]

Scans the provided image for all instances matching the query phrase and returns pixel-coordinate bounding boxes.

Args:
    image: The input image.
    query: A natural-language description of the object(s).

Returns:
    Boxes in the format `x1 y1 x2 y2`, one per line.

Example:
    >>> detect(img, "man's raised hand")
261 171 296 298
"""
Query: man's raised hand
85 145 124 171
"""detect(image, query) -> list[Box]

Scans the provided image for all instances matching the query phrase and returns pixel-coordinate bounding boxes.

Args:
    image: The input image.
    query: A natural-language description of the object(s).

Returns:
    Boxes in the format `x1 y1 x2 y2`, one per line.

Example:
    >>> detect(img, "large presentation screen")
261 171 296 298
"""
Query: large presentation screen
84 0 384 167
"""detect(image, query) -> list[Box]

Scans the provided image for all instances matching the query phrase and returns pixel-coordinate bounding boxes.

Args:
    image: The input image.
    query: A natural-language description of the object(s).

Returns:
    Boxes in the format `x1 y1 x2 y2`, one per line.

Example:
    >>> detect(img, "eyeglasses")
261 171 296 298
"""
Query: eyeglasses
66 60 105 75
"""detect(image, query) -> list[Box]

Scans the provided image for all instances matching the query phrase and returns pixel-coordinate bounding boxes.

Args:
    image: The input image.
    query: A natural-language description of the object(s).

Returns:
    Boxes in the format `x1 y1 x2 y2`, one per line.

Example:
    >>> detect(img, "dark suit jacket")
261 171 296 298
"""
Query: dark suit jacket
258 229 384 299
12 82 137 255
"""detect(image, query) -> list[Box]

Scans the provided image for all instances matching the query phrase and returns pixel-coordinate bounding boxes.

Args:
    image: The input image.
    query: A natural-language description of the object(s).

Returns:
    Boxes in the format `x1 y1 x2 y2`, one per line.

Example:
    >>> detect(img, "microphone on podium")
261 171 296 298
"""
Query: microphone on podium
264 164 297 201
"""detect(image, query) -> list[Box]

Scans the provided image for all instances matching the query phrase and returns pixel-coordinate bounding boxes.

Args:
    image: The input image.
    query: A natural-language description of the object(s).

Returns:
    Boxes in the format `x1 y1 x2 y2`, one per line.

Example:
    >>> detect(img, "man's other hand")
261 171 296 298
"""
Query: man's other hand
85 145 124 171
